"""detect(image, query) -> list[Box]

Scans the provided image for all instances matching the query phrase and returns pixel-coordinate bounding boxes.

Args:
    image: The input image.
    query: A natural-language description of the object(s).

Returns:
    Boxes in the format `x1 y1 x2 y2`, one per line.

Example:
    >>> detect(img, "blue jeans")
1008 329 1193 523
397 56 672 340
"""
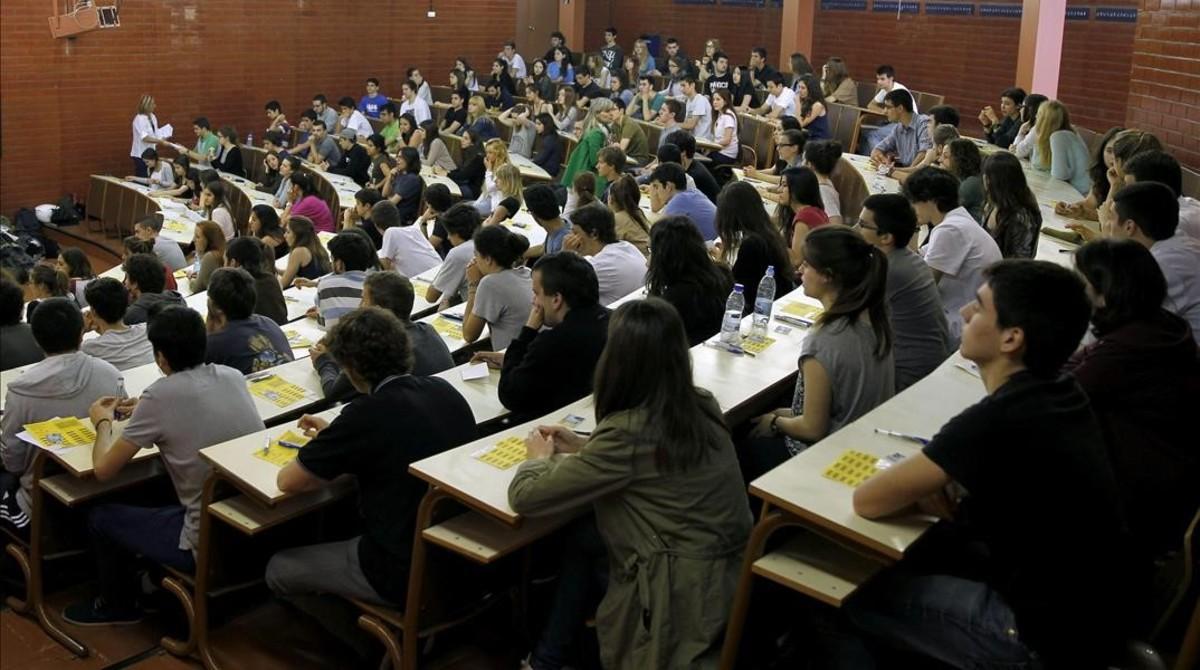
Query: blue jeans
88 503 195 607
530 516 608 670
838 571 1041 669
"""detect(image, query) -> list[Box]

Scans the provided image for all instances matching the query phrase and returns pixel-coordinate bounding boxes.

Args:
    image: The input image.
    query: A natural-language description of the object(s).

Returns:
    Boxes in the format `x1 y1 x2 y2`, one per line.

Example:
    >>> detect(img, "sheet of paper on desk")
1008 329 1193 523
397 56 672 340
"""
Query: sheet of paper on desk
432 316 464 340
254 430 312 467
822 449 880 488
460 362 489 381
474 435 527 469
249 375 313 408
738 336 776 355
781 302 822 319
21 417 96 449
285 329 313 349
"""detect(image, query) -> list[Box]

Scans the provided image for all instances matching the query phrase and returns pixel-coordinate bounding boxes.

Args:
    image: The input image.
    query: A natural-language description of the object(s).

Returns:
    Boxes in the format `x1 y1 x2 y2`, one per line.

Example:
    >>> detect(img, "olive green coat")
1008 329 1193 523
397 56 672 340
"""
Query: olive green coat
509 396 752 669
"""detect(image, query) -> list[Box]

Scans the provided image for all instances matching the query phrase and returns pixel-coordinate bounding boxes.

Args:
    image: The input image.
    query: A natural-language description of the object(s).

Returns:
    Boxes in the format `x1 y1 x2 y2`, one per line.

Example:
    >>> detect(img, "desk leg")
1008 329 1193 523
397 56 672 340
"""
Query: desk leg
195 473 222 670
718 505 795 670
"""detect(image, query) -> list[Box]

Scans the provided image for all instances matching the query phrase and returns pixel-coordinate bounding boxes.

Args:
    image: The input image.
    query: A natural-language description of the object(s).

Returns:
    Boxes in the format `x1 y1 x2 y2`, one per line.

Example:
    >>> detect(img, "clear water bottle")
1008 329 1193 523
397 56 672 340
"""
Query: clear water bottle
720 284 745 345
751 265 776 341
245 132 254 147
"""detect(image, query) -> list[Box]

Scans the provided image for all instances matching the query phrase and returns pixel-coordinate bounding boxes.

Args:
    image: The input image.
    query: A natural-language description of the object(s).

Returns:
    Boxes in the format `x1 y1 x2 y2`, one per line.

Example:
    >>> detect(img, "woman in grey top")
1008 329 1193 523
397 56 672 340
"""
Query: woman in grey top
462 225 533 351
742 226 895 480
498 105 537 159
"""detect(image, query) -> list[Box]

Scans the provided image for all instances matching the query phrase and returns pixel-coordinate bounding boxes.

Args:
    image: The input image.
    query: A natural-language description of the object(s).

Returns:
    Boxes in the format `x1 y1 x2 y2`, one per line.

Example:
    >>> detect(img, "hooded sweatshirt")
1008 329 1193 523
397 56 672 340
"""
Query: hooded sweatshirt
1064 308 1200 558
1 351 126 516
125 290 186 325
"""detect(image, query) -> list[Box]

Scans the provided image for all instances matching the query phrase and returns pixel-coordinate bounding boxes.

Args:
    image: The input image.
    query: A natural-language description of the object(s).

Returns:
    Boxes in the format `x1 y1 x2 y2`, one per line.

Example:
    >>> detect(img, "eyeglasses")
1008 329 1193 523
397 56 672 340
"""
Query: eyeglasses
855 221 878 231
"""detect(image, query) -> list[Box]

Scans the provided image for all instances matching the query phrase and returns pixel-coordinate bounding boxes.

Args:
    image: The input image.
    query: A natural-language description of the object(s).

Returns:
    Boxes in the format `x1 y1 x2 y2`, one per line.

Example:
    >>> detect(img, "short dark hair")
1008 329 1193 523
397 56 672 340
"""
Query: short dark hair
605 26 617 35
569 204 618 244
371 200 402 230
474 225 531 267
713 50 728 62
424 183 453 213
1123 150 1183 197
656 143 683 165
84 277 131 324
927 105 960 127
135 213 164 233
903 166 960 213
876 64 896 78
662 98 684 120
265 100 282 113
752 47 768 59
380 102 398 117
313 94 328 104
328 231 375 271
193 117 211 130
363 272 415 321
804 140 842 175
147 306 207 371
523 184 560 220
327 307 413 385
367 77 380 86
597 146 627 170
667 131 696 158
440 203 482 241
1113 181 1179 241
533 252 600 309
30 297 83 354
1074 238 1167 336
682 75 700 87
338 96 356 109
300 109 318 122
141 148 159 161
984 260 1091 377
0 277 24 326
207 268 257 321
124 253 166 294
355 188 383 208
1001 87 1027 106
264 130 284 147
649 162 687 190
863 193 918 247
666 37 679 45
225 237 269 277
883 88 914 113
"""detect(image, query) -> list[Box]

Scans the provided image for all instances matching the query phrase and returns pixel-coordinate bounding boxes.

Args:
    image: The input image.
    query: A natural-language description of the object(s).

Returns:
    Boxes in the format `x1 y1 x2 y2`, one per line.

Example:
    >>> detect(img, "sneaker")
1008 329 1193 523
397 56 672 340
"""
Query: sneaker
62 597 145 626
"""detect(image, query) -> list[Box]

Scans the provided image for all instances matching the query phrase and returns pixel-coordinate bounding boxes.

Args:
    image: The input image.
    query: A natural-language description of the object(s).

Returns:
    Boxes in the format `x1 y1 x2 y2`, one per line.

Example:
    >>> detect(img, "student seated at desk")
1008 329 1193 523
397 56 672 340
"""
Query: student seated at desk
272 156 298 210
311 272 454 402
375 200 441 277
743 129 806 182
65 306 265 625
564 204 647 306
0 277 43 371
212 126 245 178
509 299 751 670
849 260 1137 668
200 180 238 240
1067 239 1200 560
667 132 721 204
522 184 572 258
416 184 455 257
870 89 934 176
1 299 125 537
122 236 179 293
781 166 830 267
123 253 186 325
268 308 476 650
803 140 843 225
336 97 374 140
978 86 1025 148
1030 100 1092 196
647 162 717 241
82 278 156 371
472 252 609 421
134 213 188 272
606 175 651 256
23 265 74 324
857 194 951 392
125 148 175 189
647 216 732 345
1103 182 1200 345
462 225 532 350
58 248 95 308
359 77 388 119
713 182 795 311
939 138 984 225
481 164 525 227
188 221 226 292
426 203 481 306
447 128 486 200
1121 149 1200 240
279 215 332 288
344 188 384 249
530 113 564 178
204 268 293 375
326 128 370 187
312 233 372 329
1054 127 1133 222
742 227 894 481
560 99 616 191
905 166 1002 342
225 237 288 326
980 152 1042 258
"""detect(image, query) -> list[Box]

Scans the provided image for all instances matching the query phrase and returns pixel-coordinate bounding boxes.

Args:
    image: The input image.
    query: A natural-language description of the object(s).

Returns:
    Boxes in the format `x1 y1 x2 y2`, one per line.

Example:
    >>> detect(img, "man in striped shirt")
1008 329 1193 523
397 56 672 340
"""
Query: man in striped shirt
314 232 372 328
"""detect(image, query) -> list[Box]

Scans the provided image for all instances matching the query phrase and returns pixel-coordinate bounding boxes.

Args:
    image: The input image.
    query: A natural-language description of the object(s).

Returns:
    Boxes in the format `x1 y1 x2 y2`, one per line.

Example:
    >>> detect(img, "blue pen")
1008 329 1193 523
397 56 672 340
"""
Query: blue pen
874 428 929 446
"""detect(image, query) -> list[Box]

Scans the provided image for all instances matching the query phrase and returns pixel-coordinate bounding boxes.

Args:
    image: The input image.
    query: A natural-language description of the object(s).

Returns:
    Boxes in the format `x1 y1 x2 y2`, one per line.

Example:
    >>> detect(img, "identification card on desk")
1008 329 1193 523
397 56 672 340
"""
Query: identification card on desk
460 362 489 381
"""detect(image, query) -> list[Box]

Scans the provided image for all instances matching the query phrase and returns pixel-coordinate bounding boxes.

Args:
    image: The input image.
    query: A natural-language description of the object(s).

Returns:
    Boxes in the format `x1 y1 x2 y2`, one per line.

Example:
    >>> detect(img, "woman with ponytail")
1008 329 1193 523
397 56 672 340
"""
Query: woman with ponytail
462 225 533 350
742 226 895 480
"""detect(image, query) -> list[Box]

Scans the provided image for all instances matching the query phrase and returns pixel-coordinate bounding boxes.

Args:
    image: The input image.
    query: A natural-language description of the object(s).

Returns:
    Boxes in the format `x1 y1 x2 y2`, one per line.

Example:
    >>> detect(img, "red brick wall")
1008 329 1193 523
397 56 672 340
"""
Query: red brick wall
0 0 516 215
1125 0 1200 169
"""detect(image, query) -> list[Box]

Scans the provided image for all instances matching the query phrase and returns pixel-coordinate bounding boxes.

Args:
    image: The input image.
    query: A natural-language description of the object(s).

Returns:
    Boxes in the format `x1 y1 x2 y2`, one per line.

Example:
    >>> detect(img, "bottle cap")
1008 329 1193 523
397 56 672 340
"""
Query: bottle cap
733 283 744 292
765 265 774 275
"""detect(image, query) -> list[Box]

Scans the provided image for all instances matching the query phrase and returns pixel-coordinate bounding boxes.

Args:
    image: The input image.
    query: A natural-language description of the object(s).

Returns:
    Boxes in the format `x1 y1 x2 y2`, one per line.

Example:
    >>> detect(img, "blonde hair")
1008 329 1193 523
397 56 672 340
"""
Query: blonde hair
1034 100 1072 169
137 94 155 116
484 138 510 169
704 38 722 55
494 164 523 201
467 95 487 123
633 39 651 70
580 98 615 137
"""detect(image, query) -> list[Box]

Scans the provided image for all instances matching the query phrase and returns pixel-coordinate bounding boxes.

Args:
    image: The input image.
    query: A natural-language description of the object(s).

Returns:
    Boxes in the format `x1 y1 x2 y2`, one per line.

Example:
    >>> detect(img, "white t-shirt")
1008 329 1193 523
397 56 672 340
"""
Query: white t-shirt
686 93 714 141
587 241 647 306
212 207 236 240
344 109 374 138
131 113 160 158
506 53 528 79
400 97 433 125
819 182 841 220
1177 196 1200 240
472 267 533 351
431 239 475 302
766 87 797 118
379 225 441 278
921 206 1002 341
873 82 917 113
81 324 156 371
715 113 739 159
149 161 176 189
1150 233 1200 344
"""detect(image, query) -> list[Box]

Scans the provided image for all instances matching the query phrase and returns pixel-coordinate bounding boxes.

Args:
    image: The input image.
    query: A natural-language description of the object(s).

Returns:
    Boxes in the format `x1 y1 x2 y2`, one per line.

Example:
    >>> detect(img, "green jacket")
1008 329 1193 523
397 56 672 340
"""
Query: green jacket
560 128 608 191
509 394 752 669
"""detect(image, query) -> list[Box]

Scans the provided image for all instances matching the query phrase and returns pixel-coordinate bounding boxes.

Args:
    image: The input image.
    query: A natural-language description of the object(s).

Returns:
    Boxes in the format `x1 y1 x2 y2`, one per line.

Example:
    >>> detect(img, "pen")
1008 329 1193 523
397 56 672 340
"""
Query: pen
874 428 929 446
775 314 814 327
277 438 306 450
705 341 756 357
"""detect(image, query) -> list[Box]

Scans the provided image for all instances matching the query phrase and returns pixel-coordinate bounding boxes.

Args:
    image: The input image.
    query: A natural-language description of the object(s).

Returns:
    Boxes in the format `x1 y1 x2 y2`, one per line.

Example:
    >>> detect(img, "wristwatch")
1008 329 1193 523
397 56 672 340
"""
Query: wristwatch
769 415 781 435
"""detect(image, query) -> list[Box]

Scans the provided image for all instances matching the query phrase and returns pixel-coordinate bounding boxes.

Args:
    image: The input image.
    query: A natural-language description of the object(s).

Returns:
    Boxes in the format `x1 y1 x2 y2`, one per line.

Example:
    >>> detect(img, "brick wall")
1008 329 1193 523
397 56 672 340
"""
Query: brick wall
1125 0 1200 169
0 0 516 215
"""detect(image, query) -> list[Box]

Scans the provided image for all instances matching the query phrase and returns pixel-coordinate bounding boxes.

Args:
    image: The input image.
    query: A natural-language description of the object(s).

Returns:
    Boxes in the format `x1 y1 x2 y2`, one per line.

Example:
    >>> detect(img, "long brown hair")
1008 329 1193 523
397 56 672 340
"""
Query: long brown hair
803 226 892 358
287 216 332 273
607 175 649 235
593 298 727 471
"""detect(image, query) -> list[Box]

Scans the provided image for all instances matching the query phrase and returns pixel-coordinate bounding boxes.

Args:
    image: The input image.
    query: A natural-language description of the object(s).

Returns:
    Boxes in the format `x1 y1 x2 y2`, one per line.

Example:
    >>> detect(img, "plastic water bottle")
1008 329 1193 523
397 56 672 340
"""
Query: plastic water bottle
720 284 745 345
751 266 776 341
245 132 254 147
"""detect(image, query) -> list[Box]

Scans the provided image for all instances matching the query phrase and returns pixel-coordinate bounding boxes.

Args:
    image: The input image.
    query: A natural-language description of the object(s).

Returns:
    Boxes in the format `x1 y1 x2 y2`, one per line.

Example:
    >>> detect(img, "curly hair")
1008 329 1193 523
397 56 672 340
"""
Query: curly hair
325 307 413 386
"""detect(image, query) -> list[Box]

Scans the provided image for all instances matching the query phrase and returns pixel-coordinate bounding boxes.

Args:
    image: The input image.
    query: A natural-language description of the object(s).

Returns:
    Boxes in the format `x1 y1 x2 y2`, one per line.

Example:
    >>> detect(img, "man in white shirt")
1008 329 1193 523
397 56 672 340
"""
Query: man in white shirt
906 167 1001 342
406 68 434 107
1105 182 1200 344
426 203 481 306
680 76 713 141
399 80 432 124
563 205 645 306
1122 150 1200 240
862 64 914 153
500 41 527 80
754 74 797 119
373 200 441 277
337 97 374 139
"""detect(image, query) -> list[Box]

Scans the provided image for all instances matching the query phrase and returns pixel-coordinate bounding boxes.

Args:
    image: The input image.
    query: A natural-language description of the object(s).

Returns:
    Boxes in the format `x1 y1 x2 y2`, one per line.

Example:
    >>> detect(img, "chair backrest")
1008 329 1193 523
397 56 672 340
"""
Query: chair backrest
910 90 945 112
308 171 341 218
826 102 864 156
856 81 877 108
737 115 759 166
221 178 253 235
737 114 777 170
430 85 454 105
1150 504 1200 641
1182 166 1200 200
739 145 757 170
830 156 870 226
241 145 268 184
493 115 513 143
440 132 465 167
559 131 579 172
634 120 662 155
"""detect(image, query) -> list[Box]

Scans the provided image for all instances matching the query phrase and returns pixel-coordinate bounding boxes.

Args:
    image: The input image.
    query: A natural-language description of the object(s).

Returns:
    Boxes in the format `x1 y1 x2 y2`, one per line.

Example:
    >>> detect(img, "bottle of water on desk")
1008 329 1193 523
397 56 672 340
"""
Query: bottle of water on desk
720 284 745 345
245 132 254 147
751 266 776 341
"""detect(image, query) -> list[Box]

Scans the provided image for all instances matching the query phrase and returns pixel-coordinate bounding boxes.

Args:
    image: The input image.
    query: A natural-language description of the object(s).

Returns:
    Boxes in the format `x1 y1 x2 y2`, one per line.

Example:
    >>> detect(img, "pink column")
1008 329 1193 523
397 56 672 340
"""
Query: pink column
780 0 817 69
1016 0 1067 98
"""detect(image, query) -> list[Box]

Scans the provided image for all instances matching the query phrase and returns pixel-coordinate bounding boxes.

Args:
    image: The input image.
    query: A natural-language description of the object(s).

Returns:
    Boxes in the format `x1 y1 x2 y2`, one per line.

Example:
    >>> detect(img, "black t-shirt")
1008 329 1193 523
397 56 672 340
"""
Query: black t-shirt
923 371 1134 664
297 375 477 602
574 81 603 103
730 78 759 109
704 72 733 97
658 276 730 346
441 107 468 132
